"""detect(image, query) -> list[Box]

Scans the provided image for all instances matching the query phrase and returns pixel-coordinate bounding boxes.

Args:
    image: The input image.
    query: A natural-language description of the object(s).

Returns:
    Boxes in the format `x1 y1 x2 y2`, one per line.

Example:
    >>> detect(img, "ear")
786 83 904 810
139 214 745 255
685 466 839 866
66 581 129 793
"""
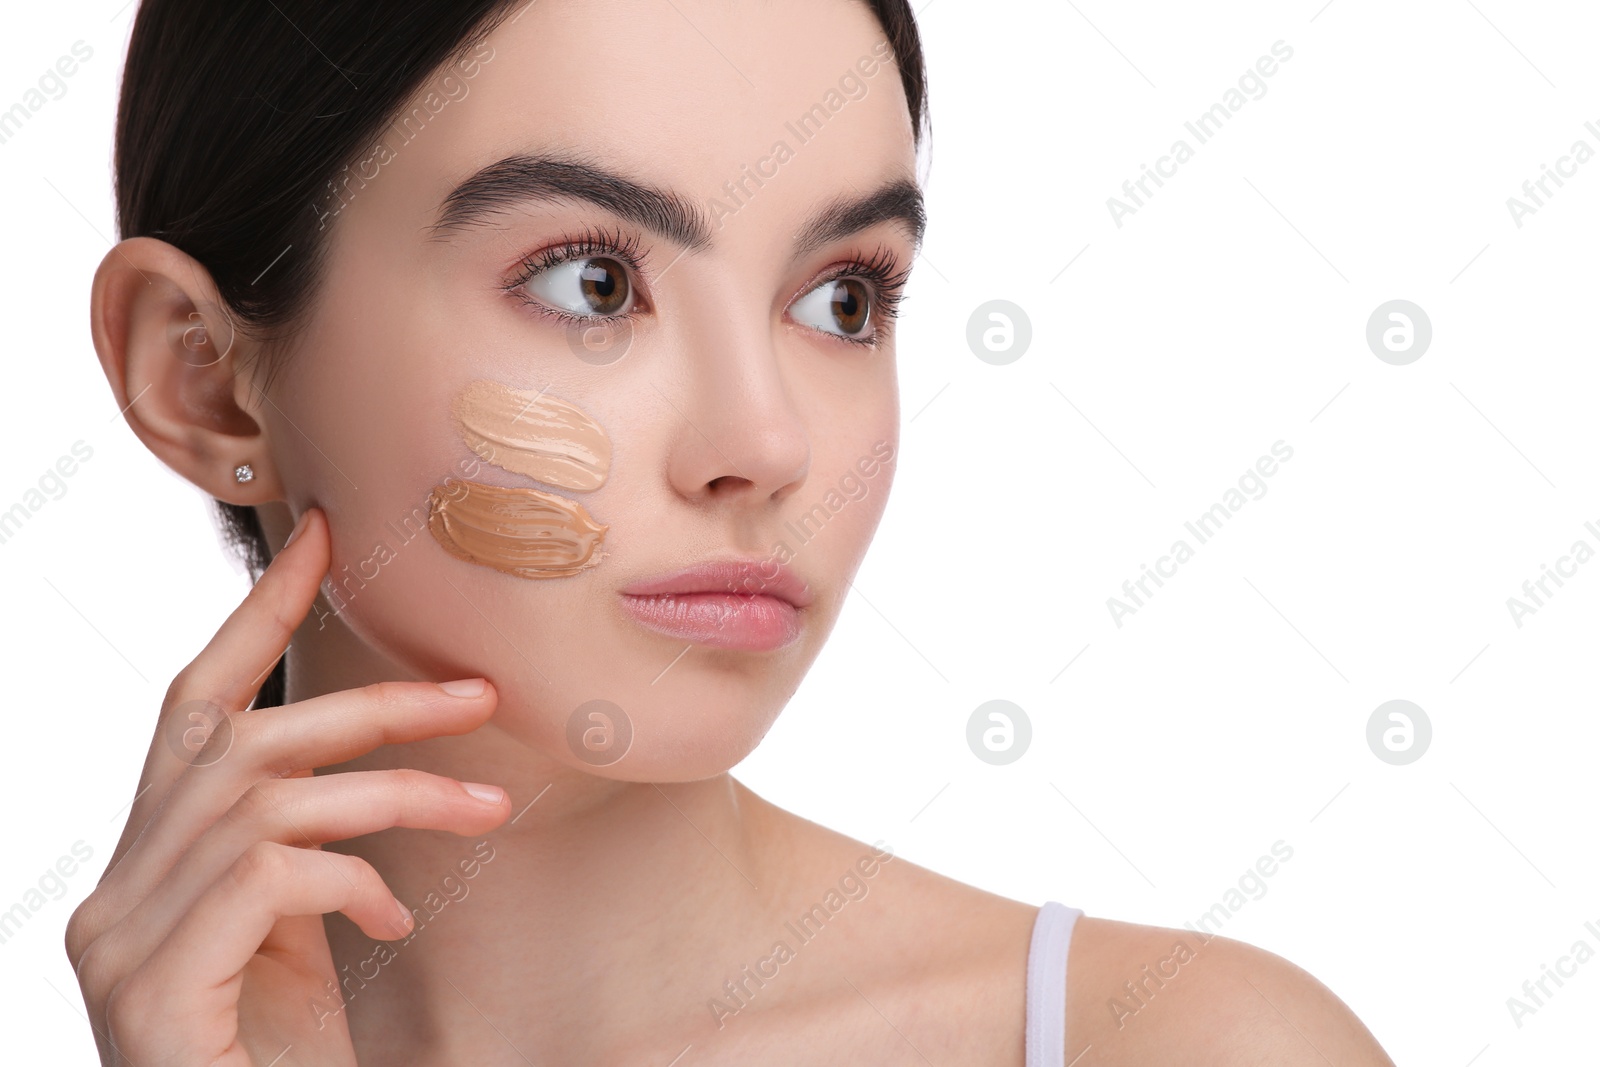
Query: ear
89 236 285 505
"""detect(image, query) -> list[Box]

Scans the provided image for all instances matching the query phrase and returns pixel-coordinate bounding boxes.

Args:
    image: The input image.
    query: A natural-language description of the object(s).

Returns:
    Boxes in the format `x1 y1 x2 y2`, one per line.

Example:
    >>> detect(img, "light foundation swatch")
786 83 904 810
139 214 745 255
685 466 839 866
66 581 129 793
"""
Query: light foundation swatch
451 379 611 491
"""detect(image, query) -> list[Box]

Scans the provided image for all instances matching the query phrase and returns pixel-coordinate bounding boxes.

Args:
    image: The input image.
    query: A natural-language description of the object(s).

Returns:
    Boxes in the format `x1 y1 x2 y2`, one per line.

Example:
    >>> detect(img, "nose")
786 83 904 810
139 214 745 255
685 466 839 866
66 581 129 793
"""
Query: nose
660 307 810 507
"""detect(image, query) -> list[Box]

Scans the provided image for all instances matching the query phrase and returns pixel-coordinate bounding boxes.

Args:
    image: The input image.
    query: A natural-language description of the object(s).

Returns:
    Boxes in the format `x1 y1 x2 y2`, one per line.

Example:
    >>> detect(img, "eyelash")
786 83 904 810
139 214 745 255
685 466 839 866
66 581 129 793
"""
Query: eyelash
808 244 913 348
502 224 652 331
501 227 913 348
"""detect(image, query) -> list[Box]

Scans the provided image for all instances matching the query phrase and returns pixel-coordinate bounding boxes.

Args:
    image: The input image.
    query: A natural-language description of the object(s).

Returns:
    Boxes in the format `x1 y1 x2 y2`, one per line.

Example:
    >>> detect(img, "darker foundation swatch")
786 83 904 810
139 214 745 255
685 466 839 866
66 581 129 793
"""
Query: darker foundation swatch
428 479 608 579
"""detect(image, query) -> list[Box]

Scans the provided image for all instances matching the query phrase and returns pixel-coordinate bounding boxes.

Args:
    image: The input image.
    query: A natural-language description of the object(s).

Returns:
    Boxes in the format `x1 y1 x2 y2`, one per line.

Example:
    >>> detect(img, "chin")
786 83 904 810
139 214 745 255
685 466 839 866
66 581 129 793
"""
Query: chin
538 637 807 781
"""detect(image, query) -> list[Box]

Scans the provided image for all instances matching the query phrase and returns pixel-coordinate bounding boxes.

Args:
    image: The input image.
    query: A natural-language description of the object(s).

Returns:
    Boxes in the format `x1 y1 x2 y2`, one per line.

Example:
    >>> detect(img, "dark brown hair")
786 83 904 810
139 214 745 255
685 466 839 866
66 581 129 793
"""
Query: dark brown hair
114 0 930 709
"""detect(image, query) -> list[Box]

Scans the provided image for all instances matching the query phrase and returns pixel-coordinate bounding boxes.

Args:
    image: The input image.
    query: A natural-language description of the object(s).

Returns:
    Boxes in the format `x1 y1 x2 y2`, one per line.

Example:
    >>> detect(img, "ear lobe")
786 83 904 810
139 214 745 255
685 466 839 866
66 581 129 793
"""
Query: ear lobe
89 236 285 505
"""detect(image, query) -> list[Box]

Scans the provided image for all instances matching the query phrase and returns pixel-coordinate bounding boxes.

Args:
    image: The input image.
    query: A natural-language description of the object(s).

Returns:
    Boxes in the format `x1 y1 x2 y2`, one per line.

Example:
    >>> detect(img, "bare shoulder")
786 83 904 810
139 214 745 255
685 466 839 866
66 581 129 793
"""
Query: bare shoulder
734 790 1394 1064
1063 916 1396 1066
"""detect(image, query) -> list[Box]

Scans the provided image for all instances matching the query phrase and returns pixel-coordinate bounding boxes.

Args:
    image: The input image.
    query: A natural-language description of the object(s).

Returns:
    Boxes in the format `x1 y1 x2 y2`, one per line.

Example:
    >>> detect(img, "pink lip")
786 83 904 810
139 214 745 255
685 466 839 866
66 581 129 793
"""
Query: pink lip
619 560 812 651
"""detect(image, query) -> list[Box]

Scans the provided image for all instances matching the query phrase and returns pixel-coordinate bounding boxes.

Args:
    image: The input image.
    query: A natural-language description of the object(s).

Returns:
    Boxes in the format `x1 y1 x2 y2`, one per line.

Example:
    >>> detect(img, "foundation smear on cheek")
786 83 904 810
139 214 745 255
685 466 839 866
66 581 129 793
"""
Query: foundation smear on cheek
428 479 608 579
452 378 611 491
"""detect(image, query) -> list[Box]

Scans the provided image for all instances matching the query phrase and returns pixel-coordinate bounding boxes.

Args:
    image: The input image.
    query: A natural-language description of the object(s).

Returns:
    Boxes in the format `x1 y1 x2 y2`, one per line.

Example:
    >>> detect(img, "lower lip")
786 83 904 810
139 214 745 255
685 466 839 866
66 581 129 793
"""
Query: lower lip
619 592 802 651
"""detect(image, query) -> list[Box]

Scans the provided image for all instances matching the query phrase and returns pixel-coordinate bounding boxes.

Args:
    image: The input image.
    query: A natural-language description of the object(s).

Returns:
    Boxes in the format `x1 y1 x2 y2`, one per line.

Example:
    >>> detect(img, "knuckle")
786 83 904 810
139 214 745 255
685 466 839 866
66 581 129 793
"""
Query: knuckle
232 840 291 888
361 680 414 713
104 973 151 1036
357 860 391 902
260 592 305 649
391 767 439 799
240 571 300 643
336 851 379 892
63 898 102 968
162 663 198 711
74 934 119 997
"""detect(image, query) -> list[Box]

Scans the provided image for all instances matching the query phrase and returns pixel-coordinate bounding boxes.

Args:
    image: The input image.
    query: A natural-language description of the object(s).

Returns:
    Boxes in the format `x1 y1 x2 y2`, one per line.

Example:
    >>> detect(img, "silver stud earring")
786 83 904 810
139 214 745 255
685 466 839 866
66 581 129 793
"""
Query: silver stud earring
234 463 255 484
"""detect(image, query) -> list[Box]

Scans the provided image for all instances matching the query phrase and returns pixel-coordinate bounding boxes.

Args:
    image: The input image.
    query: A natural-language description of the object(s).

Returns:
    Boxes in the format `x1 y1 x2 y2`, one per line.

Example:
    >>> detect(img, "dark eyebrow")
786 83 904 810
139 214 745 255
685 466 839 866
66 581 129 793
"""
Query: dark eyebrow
428 154 713 250
793 177 926 260
427 153 926 259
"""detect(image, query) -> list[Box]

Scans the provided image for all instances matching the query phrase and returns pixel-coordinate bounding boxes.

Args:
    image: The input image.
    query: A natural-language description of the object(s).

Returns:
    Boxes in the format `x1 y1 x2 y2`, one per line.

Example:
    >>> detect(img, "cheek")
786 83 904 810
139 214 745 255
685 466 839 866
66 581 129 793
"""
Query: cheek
310 469 778 782
814 430 898 561
313 503 588 750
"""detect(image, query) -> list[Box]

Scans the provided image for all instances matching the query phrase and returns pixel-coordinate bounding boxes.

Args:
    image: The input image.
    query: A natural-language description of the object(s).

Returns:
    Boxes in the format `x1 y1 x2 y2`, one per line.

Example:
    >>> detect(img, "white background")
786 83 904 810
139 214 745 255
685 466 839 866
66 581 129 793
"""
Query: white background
4 0 1598 1062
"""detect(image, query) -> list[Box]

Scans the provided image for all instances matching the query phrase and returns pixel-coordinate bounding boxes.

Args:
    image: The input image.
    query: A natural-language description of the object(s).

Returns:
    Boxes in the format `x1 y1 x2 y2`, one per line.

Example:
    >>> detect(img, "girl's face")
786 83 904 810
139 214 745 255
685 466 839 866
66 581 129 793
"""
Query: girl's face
259 0 921 779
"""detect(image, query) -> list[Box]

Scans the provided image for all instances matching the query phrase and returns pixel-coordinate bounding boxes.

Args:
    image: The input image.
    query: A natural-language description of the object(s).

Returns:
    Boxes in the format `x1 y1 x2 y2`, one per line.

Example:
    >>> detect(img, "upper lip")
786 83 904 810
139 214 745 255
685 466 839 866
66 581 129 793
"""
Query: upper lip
621 559 814 608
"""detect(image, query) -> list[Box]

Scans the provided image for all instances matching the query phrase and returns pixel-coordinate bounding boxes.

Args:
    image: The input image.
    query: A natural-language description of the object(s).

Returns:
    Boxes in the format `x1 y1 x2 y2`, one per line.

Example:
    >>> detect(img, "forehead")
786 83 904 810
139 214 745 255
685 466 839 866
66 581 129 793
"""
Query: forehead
369 0 916 237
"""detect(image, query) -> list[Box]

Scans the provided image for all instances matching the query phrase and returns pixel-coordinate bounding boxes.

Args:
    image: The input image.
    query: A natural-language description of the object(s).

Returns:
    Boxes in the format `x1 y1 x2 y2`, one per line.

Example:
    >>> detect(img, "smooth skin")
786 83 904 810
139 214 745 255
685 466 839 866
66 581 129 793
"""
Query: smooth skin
70 0 1397 1063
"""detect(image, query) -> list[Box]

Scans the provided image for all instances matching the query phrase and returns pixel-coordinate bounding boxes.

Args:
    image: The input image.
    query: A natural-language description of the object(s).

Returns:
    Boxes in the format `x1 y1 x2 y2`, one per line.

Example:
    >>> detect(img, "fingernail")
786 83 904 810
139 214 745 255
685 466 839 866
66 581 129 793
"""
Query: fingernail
461 781 505 804
394 898 414 930
284 509 311 549
439 677 486 698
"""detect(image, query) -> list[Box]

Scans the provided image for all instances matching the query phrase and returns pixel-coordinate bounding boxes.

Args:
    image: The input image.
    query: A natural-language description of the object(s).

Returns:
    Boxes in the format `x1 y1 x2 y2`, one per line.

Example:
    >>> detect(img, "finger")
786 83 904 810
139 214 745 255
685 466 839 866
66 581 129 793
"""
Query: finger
90 769 506 978
103 843 407 1057
110 507 331 872
172 505 330 715
94 678 496 915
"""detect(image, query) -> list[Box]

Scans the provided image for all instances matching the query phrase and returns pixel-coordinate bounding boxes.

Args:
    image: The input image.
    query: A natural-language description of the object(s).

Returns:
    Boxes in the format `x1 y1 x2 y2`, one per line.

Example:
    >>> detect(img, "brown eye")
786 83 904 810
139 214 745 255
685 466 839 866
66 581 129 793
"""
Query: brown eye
792 277 873 340
522 255 634 318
